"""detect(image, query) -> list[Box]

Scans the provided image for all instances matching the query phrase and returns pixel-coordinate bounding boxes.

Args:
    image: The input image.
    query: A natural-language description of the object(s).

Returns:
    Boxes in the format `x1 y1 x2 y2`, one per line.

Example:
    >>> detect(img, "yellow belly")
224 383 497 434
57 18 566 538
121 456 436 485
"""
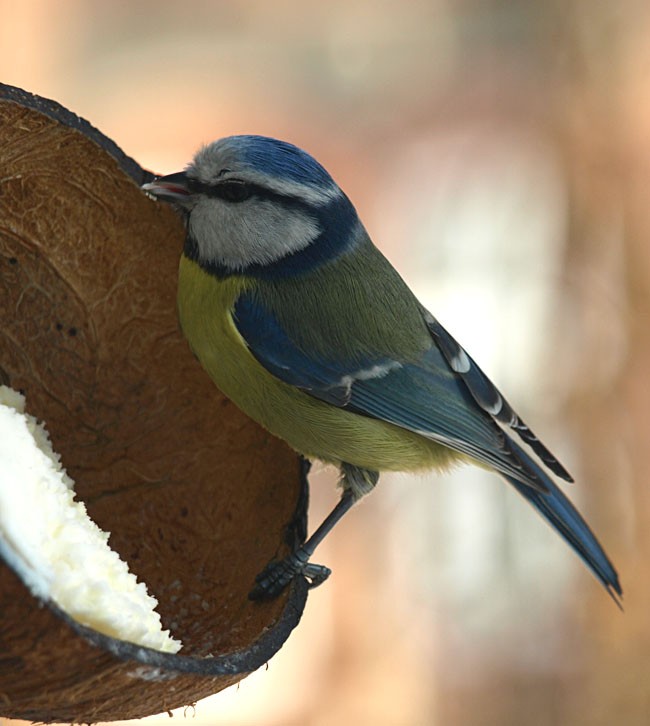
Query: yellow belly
177 256 459 473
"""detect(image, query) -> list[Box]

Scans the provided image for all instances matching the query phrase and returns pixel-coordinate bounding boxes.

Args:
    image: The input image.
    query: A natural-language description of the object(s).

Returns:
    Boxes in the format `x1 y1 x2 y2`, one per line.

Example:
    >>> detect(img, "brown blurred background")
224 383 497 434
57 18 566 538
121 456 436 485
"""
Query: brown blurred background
1 1 648 724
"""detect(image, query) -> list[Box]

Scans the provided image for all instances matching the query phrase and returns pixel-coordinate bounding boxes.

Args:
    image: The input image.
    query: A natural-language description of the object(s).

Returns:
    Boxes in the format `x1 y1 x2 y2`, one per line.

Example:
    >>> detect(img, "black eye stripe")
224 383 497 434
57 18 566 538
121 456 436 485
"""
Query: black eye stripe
217 181 253 202
186 177 318 215
187 179 254 202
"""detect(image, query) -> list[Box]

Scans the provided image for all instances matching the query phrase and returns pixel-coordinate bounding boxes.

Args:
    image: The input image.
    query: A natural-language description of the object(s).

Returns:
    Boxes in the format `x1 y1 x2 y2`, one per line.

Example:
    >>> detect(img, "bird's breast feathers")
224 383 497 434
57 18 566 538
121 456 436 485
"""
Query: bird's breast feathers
176 253 459 471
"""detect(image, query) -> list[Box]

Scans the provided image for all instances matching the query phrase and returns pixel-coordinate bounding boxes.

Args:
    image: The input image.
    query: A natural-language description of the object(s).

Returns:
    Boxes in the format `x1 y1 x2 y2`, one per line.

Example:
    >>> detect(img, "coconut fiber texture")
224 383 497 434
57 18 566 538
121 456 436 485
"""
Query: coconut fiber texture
0 83 309 723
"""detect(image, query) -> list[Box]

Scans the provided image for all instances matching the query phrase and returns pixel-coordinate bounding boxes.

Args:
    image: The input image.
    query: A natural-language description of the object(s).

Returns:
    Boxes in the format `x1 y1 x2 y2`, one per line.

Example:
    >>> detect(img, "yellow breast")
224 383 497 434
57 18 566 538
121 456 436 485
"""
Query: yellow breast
177 256 457 473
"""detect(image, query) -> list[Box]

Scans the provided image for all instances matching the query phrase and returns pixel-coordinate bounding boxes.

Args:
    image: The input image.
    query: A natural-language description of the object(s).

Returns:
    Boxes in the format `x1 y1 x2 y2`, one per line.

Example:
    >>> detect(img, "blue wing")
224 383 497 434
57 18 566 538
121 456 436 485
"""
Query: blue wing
236 293 551 489
233 293 622 601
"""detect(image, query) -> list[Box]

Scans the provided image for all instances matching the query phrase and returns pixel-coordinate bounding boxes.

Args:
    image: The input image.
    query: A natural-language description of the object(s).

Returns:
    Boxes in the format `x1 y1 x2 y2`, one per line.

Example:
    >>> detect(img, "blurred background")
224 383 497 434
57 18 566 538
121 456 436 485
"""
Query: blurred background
1 1 648 724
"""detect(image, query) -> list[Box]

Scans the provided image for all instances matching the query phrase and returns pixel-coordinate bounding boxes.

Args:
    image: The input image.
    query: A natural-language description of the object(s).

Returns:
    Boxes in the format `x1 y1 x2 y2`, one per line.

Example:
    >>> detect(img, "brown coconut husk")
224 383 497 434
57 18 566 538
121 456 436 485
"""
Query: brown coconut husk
0 83 309 723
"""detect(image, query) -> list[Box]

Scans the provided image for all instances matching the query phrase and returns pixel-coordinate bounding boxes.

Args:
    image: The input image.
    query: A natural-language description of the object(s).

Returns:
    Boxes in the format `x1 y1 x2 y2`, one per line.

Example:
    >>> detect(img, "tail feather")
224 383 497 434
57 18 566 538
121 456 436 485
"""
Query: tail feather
504 445 622 605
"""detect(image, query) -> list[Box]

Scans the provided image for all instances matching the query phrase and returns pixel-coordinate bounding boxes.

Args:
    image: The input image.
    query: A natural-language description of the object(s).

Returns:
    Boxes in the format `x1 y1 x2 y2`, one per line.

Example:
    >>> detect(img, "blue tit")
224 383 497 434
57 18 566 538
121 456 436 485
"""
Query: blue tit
142 135 621 604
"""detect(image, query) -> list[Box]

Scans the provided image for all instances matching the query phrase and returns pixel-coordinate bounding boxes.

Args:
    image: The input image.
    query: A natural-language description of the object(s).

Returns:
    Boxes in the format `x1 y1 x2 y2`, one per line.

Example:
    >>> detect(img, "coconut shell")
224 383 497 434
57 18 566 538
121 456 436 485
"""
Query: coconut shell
0 83 309 723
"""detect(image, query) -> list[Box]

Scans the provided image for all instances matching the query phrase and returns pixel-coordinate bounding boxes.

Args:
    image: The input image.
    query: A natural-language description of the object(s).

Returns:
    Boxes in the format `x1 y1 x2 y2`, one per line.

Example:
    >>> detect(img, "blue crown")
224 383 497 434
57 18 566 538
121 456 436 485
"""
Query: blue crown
230 135 335 188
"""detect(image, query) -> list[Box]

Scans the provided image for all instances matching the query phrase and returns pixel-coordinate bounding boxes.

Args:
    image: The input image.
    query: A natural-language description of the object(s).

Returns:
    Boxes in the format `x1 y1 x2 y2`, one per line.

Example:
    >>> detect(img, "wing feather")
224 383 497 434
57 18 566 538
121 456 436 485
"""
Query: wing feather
234 292 549 491
424 311 573 482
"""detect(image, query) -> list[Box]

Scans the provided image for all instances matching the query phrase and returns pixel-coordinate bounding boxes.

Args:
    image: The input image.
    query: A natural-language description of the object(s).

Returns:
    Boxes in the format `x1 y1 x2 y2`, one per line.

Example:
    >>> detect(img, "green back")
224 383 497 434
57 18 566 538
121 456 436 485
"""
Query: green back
251 232 430 364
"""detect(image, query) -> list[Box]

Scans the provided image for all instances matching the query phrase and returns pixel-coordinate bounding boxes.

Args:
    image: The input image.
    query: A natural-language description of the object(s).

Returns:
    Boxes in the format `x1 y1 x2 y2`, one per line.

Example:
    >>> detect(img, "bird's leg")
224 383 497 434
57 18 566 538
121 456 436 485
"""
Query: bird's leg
248 463 379 600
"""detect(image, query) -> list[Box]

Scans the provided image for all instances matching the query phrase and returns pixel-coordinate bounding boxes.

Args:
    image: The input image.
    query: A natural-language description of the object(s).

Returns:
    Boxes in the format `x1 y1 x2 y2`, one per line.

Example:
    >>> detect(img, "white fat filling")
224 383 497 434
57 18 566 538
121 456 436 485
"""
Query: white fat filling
0 385 182 654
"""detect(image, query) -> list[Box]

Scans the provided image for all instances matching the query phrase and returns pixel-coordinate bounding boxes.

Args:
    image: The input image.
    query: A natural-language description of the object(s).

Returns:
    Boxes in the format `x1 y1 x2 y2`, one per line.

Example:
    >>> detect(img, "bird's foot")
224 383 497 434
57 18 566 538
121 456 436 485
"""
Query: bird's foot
249 467 378 601
248 549 331 601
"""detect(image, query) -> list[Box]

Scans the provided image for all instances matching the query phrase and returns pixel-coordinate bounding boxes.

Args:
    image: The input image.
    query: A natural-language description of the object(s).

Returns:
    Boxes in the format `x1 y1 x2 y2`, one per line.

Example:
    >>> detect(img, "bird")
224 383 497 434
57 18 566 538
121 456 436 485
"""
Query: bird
142 135 622 604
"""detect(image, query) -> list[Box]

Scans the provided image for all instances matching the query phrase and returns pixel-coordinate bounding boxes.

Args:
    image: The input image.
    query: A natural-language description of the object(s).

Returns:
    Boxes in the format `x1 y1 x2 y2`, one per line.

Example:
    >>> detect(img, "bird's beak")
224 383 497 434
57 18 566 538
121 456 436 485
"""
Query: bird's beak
142 171 192 204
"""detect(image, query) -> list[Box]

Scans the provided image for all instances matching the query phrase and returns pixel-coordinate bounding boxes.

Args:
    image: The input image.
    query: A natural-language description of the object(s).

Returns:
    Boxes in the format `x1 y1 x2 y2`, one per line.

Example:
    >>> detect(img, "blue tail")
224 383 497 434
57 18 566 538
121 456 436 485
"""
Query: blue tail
505 443 622 605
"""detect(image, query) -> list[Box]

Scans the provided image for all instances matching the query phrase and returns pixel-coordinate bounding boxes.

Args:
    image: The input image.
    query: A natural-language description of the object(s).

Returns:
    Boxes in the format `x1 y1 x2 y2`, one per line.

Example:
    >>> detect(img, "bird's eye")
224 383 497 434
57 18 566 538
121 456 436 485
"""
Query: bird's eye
218 181 253 203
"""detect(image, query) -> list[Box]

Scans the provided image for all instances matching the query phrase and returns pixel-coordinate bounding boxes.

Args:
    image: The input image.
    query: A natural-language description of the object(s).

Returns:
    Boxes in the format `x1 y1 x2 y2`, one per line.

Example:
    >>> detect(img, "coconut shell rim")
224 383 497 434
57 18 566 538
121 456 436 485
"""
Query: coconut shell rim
50 577 308 676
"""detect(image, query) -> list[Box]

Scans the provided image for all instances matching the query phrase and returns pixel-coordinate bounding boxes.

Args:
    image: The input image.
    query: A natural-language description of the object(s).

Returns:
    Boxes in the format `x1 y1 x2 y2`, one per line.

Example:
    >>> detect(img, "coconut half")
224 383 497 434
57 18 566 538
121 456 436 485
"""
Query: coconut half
0 385 182 654
0 82 308 724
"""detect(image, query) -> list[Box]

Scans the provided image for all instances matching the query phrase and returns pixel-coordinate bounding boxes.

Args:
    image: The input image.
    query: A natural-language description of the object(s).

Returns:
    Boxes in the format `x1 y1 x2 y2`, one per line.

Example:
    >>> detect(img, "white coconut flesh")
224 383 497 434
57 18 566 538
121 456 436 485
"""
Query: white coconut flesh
0 385 182 654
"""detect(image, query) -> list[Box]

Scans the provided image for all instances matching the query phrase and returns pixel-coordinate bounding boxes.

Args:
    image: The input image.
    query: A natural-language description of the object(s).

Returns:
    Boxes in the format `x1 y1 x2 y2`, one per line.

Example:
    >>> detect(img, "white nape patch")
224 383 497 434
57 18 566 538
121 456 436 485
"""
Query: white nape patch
339 360 402 396
0 386 182 654
189 196 321 269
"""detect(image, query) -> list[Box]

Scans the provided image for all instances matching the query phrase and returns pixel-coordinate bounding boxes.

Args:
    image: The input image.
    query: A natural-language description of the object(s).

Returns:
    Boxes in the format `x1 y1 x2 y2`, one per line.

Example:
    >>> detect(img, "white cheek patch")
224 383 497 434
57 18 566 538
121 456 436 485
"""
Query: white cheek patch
189 198 321 269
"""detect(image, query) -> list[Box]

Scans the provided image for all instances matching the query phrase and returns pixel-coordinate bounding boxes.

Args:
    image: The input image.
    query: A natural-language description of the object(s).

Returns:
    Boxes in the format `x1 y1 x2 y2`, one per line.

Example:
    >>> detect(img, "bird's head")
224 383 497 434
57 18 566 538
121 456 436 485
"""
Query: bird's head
142 135 361 278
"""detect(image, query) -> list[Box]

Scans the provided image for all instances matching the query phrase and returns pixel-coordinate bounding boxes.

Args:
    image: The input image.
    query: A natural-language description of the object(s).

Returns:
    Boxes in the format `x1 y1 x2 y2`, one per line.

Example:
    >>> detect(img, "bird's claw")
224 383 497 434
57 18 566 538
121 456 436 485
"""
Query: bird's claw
248 553 331 600
302 562 332 588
